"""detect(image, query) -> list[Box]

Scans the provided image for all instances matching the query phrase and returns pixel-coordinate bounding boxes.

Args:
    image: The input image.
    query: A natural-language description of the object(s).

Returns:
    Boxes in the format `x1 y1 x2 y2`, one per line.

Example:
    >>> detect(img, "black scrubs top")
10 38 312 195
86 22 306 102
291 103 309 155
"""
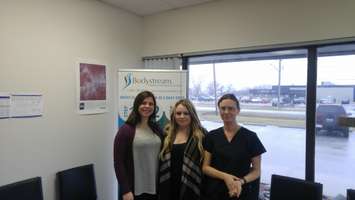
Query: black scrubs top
203 126 266 200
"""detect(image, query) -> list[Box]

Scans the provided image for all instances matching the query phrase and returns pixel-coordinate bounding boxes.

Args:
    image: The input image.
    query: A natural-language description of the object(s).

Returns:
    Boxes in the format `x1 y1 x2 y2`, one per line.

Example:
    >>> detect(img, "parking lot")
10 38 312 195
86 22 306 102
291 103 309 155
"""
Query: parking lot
197 102 355 199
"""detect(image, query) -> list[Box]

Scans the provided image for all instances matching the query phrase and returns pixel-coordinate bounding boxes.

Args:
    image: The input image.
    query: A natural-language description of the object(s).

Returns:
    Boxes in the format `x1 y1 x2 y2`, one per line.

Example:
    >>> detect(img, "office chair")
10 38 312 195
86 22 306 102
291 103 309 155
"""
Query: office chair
270 174 323 200
57 164 97 200
0 177 43 200
348 189 355 200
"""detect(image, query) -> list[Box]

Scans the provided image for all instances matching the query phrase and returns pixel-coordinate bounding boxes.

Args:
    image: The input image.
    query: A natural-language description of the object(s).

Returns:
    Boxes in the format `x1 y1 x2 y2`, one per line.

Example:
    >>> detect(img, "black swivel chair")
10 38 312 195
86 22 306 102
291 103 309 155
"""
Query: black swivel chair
57 164 97 200
348 189 355 200
270 174 323 200
0 177 43 200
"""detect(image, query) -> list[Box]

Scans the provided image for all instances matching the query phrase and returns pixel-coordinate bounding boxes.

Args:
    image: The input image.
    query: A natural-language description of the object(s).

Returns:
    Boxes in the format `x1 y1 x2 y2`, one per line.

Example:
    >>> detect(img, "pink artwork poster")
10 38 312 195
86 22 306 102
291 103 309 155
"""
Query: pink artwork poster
80 63 106 101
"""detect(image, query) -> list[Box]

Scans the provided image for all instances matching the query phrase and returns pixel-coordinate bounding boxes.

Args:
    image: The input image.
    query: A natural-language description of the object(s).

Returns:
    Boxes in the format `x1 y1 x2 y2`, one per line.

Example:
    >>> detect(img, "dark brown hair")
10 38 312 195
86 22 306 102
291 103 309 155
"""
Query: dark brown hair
217 93 240 110
126 91 159 131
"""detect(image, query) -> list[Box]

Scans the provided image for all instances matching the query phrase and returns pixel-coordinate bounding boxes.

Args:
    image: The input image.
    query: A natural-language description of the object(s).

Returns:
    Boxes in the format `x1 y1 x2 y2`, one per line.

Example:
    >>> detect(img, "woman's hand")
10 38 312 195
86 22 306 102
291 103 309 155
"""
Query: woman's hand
228 179 243 197
223 174 238 193
203 151 244 198
123 192 134 200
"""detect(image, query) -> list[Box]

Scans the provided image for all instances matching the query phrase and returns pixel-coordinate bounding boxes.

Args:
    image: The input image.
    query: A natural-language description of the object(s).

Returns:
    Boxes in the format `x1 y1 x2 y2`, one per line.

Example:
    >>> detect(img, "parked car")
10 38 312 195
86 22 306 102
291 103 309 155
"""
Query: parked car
341 98 350 104
293 97 305 104
197 95 214 101
319 96 336 104
251 97 263 103
316 104 349 138
240 96 251 103
271 96 291 107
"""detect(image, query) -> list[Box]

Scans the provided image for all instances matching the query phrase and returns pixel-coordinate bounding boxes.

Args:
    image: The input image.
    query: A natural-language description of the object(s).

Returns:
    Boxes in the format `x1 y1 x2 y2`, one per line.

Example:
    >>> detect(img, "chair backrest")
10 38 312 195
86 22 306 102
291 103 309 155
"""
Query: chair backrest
0 177 43 200
57 164 97 200
270 174 322 200
348 189 355 200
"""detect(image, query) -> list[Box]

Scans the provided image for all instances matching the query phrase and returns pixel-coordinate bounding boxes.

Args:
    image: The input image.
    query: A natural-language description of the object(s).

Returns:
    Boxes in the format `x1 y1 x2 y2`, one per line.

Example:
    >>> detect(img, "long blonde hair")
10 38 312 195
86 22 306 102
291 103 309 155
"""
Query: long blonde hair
159 99 204 161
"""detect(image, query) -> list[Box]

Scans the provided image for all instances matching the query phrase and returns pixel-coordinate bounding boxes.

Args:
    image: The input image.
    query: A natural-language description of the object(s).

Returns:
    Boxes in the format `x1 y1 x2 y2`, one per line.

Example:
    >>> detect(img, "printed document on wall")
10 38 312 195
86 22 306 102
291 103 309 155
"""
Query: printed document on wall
10 93 43 118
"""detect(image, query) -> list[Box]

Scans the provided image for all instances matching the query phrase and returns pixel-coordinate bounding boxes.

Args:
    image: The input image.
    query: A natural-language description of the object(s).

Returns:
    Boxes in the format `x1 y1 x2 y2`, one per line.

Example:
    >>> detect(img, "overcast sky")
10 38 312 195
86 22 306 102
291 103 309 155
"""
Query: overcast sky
189 55 355 91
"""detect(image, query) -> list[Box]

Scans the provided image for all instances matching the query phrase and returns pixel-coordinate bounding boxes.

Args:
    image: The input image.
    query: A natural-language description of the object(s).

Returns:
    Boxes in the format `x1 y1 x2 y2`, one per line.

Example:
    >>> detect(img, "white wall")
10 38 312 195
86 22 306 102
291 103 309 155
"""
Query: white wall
0 1 142 200
142 0 355 56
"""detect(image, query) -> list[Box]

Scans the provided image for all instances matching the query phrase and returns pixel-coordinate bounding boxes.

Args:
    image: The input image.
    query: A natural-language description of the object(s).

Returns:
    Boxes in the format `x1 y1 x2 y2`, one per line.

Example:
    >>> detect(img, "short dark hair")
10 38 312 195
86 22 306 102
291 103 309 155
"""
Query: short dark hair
217 93 240 110
126 91 158 130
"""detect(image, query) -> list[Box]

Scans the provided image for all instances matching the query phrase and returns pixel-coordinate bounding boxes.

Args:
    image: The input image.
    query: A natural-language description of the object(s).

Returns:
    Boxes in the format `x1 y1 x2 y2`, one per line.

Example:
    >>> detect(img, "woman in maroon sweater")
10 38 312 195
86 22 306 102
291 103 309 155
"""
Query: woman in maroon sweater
114 91 162 200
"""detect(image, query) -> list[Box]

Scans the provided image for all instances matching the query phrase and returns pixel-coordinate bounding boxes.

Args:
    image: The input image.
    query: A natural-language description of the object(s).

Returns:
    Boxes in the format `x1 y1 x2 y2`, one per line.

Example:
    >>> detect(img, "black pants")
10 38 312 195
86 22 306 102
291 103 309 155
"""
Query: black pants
134 193 157 200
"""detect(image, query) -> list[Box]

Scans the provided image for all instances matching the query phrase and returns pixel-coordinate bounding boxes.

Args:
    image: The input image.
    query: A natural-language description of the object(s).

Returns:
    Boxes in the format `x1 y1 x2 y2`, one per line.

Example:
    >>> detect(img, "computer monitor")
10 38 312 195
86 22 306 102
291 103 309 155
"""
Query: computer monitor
270 174 323 200
57 164 97 200
0 177 43 200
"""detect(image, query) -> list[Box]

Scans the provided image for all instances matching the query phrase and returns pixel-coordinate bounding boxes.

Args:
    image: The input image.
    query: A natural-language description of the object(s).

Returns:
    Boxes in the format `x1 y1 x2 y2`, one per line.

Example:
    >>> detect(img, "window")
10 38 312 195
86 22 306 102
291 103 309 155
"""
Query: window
188 49 308 197
316 44 355 199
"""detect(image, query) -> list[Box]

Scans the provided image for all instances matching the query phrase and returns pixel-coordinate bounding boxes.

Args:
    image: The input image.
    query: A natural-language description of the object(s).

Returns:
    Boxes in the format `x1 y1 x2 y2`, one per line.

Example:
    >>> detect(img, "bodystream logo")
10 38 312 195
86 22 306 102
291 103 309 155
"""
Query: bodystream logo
123 73 173 89
124 73 133 89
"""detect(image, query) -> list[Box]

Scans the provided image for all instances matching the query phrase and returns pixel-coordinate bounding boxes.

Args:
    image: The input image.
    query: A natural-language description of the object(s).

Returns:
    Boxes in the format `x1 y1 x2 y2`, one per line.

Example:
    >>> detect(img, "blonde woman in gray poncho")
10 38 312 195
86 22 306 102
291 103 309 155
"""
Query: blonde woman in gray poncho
158 99 205 200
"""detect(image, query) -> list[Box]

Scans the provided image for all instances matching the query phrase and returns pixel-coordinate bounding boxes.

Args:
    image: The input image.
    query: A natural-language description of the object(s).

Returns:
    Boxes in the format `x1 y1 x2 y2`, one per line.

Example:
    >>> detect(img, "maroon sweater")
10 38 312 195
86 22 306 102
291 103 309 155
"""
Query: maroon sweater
113 123 162 196
114 124 136 196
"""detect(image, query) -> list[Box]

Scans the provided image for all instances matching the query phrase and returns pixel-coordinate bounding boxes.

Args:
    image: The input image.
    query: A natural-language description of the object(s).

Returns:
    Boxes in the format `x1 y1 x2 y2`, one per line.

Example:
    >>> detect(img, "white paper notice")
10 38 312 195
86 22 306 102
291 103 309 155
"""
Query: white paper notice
10 94 43 118
0 94 10 118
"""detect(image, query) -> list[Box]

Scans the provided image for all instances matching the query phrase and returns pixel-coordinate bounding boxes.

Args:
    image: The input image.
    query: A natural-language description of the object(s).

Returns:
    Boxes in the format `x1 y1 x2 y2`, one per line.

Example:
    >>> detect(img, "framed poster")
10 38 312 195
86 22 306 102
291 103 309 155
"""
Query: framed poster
117 69 187 128
77 62 108 114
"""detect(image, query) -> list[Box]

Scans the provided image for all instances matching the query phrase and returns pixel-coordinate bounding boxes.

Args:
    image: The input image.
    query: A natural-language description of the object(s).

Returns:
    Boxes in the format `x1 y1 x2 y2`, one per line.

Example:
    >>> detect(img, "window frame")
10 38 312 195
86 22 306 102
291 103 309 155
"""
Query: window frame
183 40 355 183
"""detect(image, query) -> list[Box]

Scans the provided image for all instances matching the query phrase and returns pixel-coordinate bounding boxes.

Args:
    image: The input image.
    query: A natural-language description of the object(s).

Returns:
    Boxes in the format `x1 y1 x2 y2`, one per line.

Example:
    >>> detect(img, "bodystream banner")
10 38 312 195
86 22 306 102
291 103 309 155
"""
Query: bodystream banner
117 69 187 128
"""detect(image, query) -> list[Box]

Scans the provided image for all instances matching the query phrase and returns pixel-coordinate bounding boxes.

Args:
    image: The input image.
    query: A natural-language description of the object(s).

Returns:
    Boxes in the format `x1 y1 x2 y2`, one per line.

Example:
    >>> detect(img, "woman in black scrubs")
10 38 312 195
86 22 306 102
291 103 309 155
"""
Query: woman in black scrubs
158 99 205 200
202 94 266 200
